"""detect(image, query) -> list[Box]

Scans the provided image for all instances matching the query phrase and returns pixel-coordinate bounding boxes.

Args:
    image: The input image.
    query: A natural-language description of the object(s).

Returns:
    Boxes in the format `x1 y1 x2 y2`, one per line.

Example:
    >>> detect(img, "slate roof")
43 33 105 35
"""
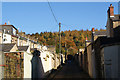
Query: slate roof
46 45 55 48
18 46 29 51
19 36 27 41
113 26 120 37
94 31 107 36
30 48 37 51
95 36 120 48
111 14 120 21
0 43 16 52
0 25 18 30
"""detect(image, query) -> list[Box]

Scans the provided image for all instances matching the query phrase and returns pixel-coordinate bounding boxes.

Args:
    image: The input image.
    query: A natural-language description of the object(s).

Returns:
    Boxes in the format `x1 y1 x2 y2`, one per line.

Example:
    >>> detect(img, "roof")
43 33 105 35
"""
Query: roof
111 14 120 21
0 43 16 52
19 36 27 41
113 26 120 37
18 46 29 51
94 31 107 36
30 48 37 51
46 45 55 53
0 25 18 30
95 36 120 48
46 45 55 48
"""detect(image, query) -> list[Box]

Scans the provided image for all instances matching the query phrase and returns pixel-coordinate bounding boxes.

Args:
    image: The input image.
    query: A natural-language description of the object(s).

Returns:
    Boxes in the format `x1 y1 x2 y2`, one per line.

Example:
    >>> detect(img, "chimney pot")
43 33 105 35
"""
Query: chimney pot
5 22 7 25
110 4 112 6
86 37 88 41
92 28 94 32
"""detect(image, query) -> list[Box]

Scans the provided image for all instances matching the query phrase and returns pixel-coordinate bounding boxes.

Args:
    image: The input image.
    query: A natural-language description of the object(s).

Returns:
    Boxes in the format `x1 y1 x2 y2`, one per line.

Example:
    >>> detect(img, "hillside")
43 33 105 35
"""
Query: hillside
28 29 105 55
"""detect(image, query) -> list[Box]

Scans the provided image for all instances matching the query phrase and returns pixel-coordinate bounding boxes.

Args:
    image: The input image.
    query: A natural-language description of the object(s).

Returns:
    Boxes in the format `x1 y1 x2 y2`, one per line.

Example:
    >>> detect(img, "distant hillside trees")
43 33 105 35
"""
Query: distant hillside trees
28 29 105 55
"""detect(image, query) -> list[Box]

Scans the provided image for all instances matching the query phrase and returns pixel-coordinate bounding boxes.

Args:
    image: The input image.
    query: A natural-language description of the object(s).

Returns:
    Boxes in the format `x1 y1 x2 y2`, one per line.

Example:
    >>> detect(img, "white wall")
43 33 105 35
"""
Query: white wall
103 45 119 78
0 33 2 44
40 51 53 74
3 34 11 43
24 52 33 78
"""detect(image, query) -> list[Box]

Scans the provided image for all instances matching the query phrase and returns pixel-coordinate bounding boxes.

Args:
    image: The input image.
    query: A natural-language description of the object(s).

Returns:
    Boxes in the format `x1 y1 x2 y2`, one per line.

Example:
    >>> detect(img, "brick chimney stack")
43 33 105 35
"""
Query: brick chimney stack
107 4 114 18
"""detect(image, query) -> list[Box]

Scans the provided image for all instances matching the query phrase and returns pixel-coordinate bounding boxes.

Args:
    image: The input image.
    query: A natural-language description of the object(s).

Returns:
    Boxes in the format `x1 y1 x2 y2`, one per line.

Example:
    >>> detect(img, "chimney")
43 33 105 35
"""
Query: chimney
5 22 7 25
85 37 88 47
85 37 88 41
107 4 114 18
91 28 95 42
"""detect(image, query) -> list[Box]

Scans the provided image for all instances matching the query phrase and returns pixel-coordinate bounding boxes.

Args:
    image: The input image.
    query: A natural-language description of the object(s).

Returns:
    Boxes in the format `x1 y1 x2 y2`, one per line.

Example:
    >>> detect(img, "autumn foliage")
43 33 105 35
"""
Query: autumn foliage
28 29 105 55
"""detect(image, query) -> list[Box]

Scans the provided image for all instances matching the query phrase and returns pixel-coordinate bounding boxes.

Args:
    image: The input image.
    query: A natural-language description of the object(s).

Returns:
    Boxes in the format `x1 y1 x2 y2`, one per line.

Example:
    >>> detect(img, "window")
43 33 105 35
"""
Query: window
3 29 6 33
3 39 5 41
8 30 10 33
4 35 6 37
3 39 7 41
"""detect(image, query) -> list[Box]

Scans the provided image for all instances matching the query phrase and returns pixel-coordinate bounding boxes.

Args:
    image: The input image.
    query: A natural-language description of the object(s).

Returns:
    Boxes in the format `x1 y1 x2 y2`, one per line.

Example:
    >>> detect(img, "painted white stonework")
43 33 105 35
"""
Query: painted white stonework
24 52 33 78
2 33 11 43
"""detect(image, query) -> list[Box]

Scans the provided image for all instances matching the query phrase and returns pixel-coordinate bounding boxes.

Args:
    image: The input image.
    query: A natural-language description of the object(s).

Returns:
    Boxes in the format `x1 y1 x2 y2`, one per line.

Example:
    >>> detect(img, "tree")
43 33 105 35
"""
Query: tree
49 32 53 38
61 32 66 37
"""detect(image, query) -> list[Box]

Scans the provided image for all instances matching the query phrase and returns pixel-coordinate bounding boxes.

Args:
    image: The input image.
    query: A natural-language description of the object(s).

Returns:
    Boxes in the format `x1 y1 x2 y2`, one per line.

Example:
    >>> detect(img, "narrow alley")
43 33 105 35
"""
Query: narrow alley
48 60 91 79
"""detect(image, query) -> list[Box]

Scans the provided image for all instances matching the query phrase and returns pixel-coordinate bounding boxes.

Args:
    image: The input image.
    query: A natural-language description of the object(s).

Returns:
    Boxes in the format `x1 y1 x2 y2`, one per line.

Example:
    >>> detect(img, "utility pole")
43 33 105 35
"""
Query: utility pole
65 42 67 63
59 23 61 65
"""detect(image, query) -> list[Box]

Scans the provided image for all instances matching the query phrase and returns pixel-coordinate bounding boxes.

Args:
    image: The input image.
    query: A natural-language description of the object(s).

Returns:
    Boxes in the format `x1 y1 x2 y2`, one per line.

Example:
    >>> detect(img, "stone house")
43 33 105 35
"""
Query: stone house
92 4 120 78
0 24 18 44
0 43 32 78
0 23 61 79
106 4 120 37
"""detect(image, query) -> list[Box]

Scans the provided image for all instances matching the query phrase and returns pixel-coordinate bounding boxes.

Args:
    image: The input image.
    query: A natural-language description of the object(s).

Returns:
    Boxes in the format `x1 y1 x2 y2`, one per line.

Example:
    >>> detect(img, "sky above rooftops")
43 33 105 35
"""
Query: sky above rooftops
2 2 119 34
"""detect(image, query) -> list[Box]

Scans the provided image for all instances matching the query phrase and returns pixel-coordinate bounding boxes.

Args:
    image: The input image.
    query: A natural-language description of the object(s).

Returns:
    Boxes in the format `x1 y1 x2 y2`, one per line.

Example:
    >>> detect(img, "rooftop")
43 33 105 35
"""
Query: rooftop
0 25 18 30
0 43 16 52
94 31 107 36
95 36 120 48
18 46 29 51
111 14 120 21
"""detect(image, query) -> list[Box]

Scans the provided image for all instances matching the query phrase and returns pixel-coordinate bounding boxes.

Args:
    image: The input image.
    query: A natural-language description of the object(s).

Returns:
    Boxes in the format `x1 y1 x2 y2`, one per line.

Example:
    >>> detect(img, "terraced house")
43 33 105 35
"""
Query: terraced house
75 4 120 79
0 23 63 79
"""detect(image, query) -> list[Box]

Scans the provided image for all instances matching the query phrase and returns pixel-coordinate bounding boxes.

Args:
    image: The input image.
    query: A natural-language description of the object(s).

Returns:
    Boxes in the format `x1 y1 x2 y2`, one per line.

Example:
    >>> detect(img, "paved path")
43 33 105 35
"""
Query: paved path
52 61 90 79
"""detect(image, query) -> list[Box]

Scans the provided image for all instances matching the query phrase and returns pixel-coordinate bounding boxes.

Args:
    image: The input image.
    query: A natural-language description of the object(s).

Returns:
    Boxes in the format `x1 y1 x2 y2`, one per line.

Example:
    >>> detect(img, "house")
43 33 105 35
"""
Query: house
83 28 107 78
11 35 18 45
17 46 32 78
90 4 120 78
106 4 120 37
0 43 32 78
0 24 18 44
38 45 61 77
0 23 61 79
0 23 18 36
80 4 120 78
91 28 107 42
96 37 120 78
98 4 120 78
0 43 19 79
